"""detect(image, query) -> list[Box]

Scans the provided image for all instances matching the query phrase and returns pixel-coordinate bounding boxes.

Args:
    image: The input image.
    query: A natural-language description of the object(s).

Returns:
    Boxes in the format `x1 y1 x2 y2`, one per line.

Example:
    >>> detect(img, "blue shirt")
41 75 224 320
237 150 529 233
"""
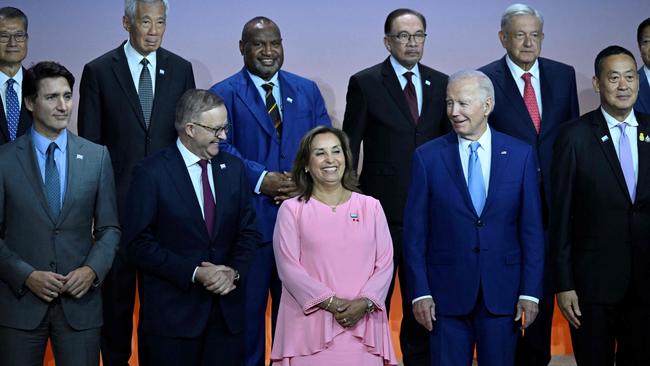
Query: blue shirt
31 128 68 209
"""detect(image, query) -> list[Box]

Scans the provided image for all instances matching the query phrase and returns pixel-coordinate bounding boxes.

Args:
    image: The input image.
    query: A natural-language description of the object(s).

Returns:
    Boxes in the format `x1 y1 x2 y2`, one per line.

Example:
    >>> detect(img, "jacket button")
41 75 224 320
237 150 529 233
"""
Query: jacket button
473 247 480 253
476 220 483 227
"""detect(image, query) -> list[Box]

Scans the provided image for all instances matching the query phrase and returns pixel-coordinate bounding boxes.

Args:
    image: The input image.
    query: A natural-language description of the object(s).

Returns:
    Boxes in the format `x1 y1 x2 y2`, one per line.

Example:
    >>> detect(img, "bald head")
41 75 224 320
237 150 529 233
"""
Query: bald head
239 16 284 80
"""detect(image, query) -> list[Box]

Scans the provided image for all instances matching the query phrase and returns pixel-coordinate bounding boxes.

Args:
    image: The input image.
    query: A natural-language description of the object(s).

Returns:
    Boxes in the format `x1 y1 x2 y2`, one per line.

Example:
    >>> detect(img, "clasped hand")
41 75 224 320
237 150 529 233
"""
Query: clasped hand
260 171 298 203
195 262 237 295
321 296 369 328
25 266 97 302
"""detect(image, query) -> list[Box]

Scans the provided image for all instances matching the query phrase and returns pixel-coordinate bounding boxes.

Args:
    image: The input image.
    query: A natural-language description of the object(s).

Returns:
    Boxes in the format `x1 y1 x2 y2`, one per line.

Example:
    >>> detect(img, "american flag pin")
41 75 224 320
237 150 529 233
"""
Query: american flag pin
159 69 165 75
220 163 226 170
601 135 609 142
500 150 507 155
76 154 83 160
425 80 431 86
286 97 293 103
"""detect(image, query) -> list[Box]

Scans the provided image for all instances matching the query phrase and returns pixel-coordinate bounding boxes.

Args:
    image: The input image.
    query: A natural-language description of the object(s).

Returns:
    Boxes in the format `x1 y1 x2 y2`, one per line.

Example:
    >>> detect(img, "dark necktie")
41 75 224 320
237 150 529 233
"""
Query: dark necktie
522 73 541 134
138 58 153 129
45 142 61 219
403 71 419 124
199 160 215 237
5 78 19 141
262 82 282 137
617 122 636 201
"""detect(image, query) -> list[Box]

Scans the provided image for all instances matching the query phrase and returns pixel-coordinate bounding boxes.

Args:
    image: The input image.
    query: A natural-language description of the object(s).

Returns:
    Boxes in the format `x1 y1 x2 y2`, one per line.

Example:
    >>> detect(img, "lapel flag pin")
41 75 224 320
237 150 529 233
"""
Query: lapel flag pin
76 154 84 160
220 163 226 170
500 150 507 155
159 69 165 75
601 135 609 142
286 97 293 103
640 132 645 142
350 213 359 222
425 80 431 86
646 136 650 143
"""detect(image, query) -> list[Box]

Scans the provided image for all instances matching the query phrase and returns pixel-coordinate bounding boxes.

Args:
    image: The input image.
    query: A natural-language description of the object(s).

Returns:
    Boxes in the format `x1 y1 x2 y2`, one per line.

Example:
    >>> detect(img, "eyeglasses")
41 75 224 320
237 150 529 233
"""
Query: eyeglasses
388 32 426 44
0 32 28 43
191 122 230 137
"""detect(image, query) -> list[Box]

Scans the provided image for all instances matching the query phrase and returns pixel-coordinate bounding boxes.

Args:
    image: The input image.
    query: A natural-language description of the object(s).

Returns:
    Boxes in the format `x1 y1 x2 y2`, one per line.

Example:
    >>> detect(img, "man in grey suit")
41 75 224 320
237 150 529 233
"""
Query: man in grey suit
0 61 120 366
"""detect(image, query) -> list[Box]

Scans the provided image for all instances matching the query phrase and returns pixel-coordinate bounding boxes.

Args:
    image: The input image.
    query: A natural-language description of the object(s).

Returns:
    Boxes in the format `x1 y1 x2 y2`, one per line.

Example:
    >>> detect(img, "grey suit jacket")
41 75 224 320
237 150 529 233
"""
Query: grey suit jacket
0 131 120 330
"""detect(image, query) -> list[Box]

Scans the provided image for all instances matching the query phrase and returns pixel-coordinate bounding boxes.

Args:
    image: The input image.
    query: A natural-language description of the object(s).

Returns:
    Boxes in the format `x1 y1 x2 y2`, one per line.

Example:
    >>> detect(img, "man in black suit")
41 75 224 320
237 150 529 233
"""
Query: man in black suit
77 0 195 364
342 8 448 366
478 4 580 365
124 89 258 366
636 17 650 114
0 7 31 144
553 46 650 366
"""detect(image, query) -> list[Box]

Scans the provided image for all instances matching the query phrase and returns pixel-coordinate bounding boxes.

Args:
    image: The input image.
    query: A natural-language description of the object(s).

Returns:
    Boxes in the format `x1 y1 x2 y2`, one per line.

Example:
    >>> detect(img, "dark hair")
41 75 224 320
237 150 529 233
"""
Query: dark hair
638 17 650 44
384 8 426 35
0 7 28 31
241 16 279 41
594 45 636 78
292 126 359 201
23 62 75 101
174 89 225 131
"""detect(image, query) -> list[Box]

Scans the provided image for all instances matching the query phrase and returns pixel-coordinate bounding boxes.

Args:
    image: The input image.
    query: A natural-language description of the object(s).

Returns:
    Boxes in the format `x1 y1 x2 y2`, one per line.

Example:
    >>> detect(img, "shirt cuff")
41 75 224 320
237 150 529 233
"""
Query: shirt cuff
412 295 432 304
518 295 539 304
254 170 268 194
192 266 199 283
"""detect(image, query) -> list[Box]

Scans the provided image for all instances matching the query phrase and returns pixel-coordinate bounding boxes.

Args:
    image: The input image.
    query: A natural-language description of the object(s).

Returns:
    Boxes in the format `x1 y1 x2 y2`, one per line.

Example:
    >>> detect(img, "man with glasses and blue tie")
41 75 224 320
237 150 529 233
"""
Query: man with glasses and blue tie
403 70 544 366
342 8 449 365
0 7 31 145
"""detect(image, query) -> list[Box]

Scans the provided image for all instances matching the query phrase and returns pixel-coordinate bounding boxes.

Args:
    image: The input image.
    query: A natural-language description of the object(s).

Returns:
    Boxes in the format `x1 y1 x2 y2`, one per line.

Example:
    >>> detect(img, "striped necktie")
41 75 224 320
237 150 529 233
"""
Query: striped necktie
262 82 282 137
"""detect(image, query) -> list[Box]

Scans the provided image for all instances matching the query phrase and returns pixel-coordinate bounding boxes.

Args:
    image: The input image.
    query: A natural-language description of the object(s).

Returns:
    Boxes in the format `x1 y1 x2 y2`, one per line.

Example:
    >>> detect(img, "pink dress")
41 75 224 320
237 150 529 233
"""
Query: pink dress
271 192 397 366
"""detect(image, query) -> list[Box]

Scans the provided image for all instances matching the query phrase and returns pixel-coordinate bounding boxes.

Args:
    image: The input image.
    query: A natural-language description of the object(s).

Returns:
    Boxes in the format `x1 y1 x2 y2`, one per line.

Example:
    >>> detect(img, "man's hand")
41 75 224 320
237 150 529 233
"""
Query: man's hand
334 298 367 328
515 299 539 329
557 290 582 329
24 270 66 302
195 262 237 295
61 266 97 299
260 171 298 203
412 298 436 331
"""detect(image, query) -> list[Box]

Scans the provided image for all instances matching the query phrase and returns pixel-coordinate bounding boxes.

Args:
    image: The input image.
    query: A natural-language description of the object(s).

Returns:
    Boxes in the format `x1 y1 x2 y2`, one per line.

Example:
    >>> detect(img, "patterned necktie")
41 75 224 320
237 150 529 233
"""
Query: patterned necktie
522 73 541 134
138 58 153 129
468 141 486 215
5 79 20 141
403 71 419 124
199 160 216 237
45 142 61 219
262 82 282 137
617 122 636 201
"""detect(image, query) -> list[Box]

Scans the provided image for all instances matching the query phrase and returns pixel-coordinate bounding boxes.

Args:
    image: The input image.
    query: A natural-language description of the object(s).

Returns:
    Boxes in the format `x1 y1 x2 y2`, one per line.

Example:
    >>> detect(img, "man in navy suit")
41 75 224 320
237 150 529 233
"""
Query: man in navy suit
0 7 31 144
404 70 544 366
124 89 259 366
210 16 331 366
479 5 579 365
636 17 650 114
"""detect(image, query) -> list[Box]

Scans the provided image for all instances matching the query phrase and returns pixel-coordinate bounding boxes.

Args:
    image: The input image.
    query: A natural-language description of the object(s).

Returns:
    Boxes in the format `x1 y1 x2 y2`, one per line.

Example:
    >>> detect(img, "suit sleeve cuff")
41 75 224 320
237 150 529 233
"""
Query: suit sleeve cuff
412 295 432 304
254 171 268 194
192 266 199 283
518 295 539 304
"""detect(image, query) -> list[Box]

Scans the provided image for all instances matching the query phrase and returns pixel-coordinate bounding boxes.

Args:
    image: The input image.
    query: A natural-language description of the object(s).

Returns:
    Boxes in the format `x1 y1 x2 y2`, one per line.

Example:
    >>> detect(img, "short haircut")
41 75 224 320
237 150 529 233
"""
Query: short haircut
448 70 495 104
638 17 650 44
292 126 360 201
384 8 426 34
0 7 28 31
241 16 278 41
594 45 637 78
124 0 168 25
500 3 544 32
23 62 75 101
174 89 225 131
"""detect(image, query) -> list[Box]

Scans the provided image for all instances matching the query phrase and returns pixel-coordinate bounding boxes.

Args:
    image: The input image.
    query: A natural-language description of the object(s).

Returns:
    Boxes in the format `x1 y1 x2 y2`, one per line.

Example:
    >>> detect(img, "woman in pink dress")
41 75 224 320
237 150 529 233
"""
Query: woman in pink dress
271 126 397 365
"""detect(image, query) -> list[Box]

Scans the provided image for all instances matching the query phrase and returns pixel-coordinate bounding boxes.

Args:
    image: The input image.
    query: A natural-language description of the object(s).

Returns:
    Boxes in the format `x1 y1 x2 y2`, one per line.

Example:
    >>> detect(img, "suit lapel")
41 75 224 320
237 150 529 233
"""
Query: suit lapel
57 134 82 225
209 156 227 241
440 134 476 214
381 58 417 126
235 69 277 141
494 57 538 137
483 130 510 214
0 99 8 141
278 71 298 146
589 111 631 202
538 59 553 138
151 48 170 131
638 68 650 113
164 147 208 235
15 134 58 223
635 112 650 201
111 44 147 130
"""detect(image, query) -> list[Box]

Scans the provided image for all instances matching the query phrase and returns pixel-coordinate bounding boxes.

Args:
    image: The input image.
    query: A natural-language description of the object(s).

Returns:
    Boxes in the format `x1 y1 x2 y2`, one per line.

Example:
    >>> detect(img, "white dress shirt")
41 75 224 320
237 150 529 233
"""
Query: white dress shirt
389 56 423 115
506 56 543 118
124 40 157 95
0 67 22 115
601 108 639 180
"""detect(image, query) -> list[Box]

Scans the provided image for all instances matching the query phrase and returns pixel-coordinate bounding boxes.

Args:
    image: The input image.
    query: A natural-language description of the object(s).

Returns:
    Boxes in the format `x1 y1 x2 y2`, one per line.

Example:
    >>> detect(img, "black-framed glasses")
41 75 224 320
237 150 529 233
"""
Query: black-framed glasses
191 122 230 137
389 32 427 44
0 32 28 43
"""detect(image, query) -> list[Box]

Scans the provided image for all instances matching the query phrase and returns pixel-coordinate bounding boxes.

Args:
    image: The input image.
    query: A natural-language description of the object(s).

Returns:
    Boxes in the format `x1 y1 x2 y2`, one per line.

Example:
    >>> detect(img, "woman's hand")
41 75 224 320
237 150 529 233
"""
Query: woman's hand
334 298 368 328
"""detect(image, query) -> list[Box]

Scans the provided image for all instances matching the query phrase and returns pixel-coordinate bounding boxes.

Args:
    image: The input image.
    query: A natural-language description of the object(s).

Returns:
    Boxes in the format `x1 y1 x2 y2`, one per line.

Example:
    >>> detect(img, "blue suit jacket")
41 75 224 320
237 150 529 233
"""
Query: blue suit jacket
480 57 579 208
124 146 259 338
636 67 650 115
210 69 331 242
403 129 544 316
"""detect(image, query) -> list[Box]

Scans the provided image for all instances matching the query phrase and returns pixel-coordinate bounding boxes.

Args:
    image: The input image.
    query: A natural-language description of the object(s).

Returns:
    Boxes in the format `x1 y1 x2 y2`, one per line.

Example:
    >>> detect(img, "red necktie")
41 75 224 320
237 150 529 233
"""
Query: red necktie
522 73 541 134
403 71 419 124
198 160 215 237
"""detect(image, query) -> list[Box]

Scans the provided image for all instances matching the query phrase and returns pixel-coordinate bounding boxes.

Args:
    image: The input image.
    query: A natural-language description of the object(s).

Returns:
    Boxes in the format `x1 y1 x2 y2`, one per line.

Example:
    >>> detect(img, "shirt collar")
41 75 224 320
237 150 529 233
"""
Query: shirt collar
505 55 540 81
31 127 68 155
601 107 638 129
176 138 203 168
389 56 420 81
124 40 157 66
247 70 279 90
458 124 492 152
0 67 23 87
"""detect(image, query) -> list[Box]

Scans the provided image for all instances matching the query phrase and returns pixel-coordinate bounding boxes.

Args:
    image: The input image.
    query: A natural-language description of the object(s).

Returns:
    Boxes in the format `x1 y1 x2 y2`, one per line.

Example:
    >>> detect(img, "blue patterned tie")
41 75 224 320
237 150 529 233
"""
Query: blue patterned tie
45 142 61 218
468 141 486 215
5 79 20 141
138 58 153 129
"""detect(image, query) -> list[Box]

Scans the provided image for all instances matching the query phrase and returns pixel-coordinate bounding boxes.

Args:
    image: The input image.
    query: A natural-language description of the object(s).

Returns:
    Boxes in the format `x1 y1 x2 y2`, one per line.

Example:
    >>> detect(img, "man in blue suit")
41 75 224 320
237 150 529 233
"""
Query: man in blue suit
209 16 331 366
124 90 259 365
479 5 579 365
404 70 544 366
636 17 650 114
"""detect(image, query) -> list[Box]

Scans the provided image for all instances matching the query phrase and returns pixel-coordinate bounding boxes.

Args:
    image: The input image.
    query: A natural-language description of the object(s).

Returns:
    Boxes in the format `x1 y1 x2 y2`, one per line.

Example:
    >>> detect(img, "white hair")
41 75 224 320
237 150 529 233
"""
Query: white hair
124 0 169 25
448 70 495 105
500 3 544 32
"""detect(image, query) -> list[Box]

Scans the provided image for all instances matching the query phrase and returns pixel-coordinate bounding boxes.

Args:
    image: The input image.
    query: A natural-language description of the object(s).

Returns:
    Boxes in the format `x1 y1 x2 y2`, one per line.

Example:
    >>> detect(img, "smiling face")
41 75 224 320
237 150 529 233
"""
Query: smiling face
25 77 72 140
593 53 638 121
446 77 492 141
639 24 650 68
122 1 166 56
499 15 544 71
185 105 228 160
306 132 346 190
240 21 283 81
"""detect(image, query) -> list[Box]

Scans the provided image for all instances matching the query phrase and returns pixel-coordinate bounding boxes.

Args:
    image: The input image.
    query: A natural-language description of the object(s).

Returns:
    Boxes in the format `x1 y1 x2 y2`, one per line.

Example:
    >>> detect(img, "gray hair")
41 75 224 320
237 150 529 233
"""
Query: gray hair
448 70 495 105
175 89 224 132
500 3 544 32
124 0 168 25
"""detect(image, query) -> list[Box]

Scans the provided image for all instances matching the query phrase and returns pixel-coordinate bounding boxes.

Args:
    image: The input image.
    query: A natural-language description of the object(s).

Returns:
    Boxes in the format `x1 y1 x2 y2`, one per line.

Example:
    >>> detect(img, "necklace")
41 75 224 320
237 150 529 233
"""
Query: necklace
312 190 348 212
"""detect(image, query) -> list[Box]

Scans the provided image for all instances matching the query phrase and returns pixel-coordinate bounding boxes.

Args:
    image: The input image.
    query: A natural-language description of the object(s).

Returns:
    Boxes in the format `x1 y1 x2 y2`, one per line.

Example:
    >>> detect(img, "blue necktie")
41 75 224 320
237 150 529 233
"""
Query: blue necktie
468 141 486 215
45 142 61 219
617 122 636 201
5 79 19 141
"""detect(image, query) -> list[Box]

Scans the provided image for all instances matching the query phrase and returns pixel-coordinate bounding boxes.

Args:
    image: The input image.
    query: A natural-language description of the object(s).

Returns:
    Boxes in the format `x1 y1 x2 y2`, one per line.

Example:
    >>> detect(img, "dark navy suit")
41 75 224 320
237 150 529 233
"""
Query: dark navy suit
636 67 650 115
